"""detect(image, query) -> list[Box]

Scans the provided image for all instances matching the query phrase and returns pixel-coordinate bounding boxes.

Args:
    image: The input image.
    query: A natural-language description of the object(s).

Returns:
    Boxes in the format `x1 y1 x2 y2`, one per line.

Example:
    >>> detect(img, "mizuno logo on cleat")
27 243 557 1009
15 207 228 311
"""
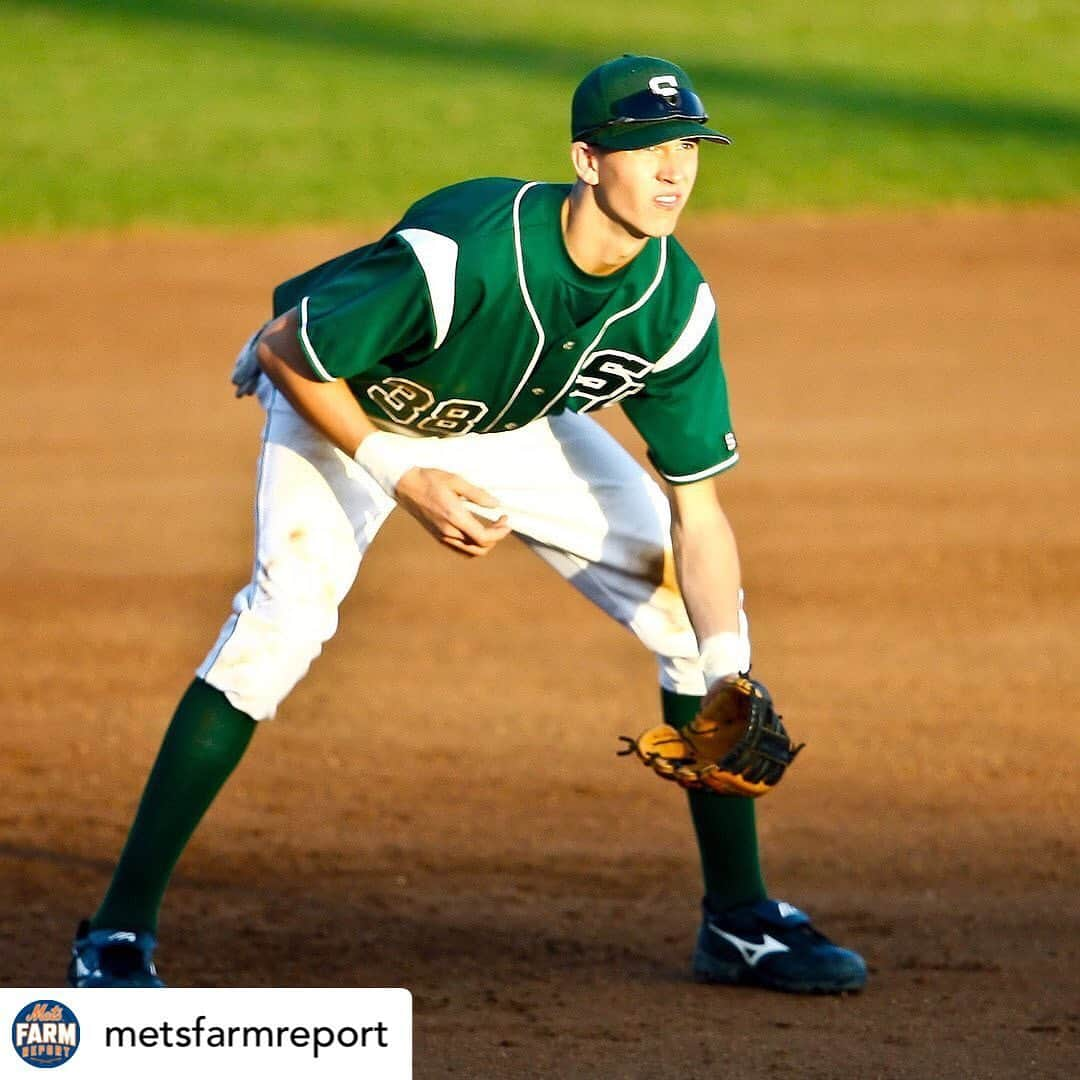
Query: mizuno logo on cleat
708 926 791 967
776 902 801 919
107 931 137 943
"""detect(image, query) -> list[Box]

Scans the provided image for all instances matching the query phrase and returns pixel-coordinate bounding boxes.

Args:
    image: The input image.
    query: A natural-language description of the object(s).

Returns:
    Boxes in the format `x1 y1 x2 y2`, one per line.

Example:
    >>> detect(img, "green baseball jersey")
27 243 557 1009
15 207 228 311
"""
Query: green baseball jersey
273 178 738 483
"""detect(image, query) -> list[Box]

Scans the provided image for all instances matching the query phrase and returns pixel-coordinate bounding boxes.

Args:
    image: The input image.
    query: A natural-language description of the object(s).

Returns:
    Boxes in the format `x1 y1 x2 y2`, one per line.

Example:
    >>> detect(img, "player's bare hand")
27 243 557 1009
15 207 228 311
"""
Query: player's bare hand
394 467 511 557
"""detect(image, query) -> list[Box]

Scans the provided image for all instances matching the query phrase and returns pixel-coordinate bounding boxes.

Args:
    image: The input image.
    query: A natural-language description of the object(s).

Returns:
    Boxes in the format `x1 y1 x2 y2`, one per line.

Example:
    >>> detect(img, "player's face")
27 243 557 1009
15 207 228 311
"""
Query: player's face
591 138 699 239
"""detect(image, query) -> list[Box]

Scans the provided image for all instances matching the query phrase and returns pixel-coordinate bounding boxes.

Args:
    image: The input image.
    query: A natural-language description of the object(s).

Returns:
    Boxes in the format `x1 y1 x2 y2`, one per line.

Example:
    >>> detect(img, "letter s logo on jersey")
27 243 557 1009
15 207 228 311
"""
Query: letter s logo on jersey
568 350 652 412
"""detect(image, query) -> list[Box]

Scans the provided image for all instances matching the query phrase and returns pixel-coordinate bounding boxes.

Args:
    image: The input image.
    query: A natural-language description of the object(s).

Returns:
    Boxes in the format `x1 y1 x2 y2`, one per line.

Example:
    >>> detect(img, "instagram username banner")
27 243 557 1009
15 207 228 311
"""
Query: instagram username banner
4 988 411 1078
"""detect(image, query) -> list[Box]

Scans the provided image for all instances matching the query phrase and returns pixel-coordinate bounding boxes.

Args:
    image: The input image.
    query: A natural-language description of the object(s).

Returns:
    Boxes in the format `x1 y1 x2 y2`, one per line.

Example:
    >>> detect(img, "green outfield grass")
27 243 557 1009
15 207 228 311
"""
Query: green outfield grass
2 0 1078 231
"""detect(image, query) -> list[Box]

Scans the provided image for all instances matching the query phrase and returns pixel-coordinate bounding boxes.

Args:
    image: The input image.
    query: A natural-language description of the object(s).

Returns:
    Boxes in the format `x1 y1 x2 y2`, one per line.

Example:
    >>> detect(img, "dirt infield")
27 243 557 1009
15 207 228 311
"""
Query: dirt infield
2 206 1078 1078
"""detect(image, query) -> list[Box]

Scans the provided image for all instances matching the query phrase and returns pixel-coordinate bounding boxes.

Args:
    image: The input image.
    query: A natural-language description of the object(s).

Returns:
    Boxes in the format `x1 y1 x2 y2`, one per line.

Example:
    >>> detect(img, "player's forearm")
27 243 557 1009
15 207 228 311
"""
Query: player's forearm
256 310 378 457
671 510 741 638
255 309 509 556
668 479 747 681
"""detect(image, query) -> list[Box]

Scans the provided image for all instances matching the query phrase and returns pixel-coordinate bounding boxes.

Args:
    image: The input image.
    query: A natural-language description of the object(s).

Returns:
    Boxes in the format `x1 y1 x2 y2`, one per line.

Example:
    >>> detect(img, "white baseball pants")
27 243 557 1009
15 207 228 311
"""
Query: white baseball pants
198 377 735 721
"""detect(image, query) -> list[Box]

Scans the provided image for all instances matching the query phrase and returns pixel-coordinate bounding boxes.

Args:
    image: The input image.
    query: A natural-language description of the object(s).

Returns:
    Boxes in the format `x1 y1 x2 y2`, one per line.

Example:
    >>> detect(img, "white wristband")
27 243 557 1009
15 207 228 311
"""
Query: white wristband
353 431 427 497
699 630 752 690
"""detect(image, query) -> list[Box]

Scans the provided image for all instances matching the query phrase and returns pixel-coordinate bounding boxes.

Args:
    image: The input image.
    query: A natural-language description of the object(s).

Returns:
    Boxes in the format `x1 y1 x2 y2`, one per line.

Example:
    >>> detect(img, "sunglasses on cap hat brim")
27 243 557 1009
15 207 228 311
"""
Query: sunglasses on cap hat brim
574 86 711 142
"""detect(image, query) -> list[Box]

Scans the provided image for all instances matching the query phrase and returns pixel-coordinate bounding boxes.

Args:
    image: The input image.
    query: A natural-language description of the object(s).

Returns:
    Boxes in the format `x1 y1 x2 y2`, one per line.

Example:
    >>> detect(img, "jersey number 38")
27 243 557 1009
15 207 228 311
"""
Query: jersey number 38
367 377 489 435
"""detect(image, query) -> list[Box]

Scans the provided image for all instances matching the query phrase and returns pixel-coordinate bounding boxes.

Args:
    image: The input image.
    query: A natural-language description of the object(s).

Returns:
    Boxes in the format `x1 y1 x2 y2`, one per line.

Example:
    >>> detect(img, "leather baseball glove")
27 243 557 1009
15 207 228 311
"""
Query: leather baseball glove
619 675 804 797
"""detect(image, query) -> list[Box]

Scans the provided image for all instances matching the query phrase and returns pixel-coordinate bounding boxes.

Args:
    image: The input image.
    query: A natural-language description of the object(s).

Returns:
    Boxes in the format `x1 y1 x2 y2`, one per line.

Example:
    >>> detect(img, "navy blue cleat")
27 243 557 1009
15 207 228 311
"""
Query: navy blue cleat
693 899 867 994
67 920 166 988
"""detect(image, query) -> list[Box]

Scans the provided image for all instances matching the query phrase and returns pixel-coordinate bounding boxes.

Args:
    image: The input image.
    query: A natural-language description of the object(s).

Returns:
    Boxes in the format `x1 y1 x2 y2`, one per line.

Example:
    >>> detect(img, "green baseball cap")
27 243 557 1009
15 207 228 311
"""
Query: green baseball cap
571 54 731 150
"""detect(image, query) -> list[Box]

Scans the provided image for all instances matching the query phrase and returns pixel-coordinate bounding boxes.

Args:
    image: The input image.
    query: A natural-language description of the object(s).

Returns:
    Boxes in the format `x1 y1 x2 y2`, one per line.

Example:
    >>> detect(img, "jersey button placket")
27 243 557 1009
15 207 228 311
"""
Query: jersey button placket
509 338 582 428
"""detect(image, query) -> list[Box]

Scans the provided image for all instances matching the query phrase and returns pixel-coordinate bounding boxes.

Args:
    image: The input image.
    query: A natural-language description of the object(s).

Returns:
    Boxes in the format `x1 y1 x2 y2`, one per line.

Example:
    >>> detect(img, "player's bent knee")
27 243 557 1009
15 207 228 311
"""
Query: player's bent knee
196 608 332 721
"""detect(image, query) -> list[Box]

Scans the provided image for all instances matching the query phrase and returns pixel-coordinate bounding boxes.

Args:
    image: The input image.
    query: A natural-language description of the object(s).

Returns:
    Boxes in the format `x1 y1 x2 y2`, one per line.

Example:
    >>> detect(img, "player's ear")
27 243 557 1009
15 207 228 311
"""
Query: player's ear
571 141 602 186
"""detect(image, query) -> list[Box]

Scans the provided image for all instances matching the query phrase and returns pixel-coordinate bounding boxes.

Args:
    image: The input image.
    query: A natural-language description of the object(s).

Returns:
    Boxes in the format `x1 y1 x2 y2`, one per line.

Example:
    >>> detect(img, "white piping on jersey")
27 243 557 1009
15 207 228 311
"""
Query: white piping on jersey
397 228 458 350
483 181 547 431
661 450 740 484
298 296 336 382
535 235 668 420
652 283 716 373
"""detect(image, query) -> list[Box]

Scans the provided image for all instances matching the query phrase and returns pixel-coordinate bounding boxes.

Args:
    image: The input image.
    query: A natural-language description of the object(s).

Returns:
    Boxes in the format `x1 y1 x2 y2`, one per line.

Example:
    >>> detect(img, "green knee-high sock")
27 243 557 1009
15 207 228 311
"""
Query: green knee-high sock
92 678 256 934
662 688 767 912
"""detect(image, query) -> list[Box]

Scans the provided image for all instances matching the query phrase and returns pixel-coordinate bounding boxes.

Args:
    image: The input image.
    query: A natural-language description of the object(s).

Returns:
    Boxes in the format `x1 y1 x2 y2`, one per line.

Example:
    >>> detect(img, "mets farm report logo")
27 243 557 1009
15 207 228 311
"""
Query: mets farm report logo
11 1000 80 1069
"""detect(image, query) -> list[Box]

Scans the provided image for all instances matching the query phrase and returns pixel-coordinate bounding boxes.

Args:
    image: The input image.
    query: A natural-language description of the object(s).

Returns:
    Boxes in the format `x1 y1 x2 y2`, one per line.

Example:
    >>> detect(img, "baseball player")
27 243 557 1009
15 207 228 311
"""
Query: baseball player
68 54 866 994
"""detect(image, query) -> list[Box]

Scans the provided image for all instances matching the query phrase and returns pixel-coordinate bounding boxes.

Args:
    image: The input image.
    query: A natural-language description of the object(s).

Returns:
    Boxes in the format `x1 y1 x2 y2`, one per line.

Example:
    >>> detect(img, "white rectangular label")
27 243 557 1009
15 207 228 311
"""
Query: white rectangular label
2 988 411 1079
